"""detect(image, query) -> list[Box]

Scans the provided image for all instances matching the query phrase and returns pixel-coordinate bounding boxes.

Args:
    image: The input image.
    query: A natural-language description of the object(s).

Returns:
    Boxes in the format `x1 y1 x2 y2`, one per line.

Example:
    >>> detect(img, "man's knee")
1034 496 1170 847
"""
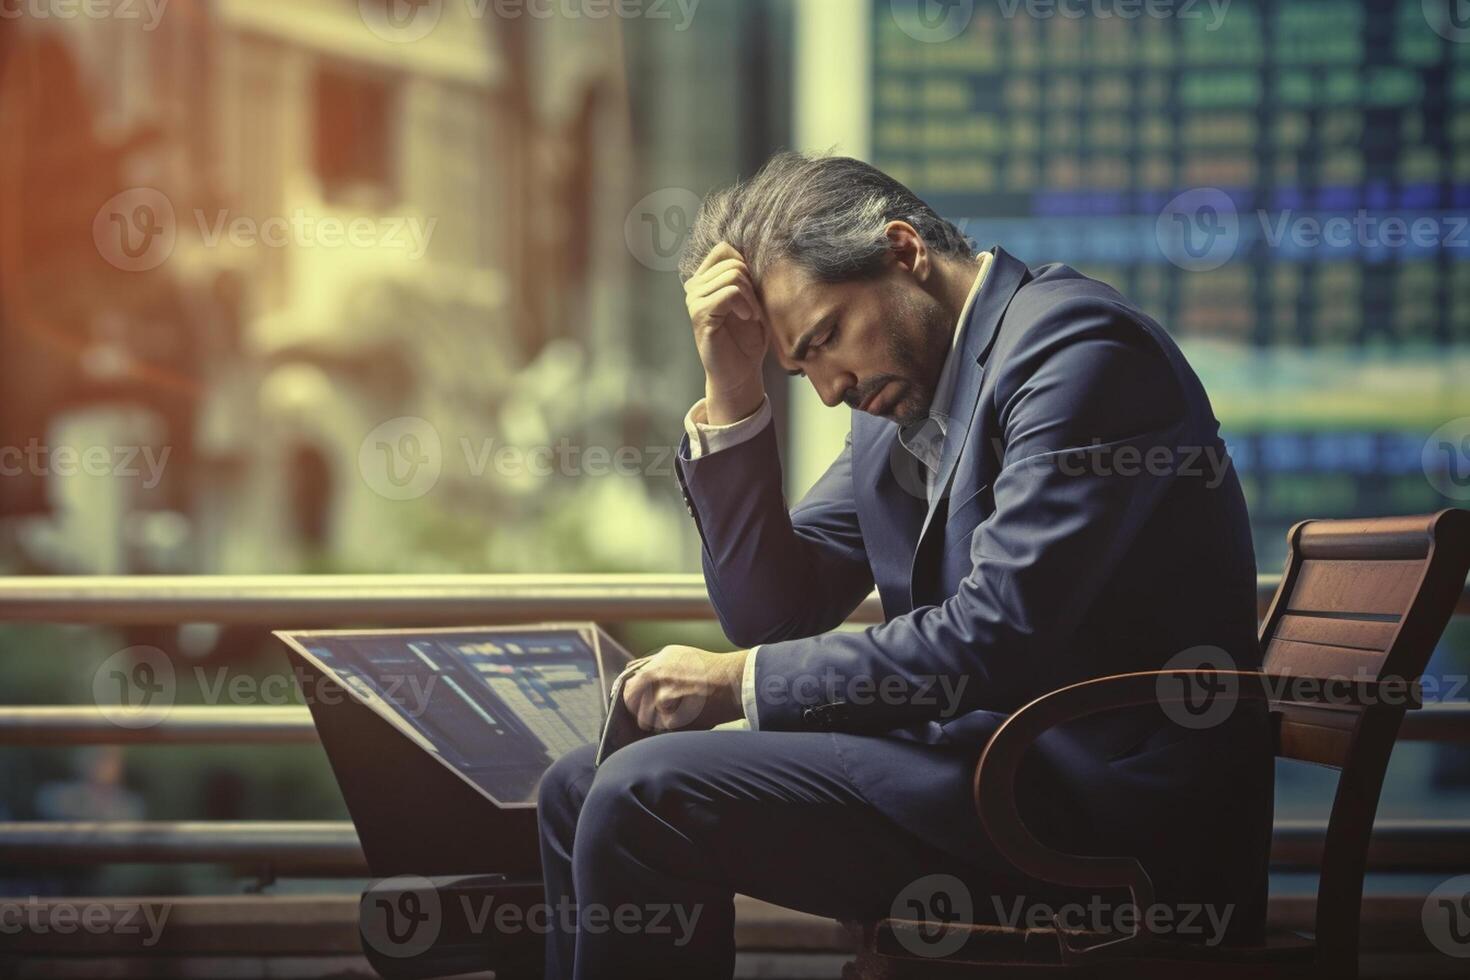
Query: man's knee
538 743 598 835
576 735 711 848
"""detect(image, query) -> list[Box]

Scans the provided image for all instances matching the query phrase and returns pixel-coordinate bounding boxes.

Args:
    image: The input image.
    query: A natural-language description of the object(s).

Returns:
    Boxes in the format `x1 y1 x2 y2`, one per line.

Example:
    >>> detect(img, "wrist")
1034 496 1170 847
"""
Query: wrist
721 649 750 717
705 377 765 425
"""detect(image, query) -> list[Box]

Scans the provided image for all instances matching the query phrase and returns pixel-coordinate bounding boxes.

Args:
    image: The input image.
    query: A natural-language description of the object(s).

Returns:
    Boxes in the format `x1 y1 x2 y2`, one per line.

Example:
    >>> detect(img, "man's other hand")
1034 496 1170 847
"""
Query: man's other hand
621 645 748 732
685 242 768 424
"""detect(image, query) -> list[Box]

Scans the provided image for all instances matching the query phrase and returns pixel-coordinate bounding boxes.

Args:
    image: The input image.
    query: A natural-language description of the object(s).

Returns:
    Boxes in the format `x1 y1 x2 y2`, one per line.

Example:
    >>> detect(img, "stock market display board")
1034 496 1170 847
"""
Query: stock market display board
874 0 1470 563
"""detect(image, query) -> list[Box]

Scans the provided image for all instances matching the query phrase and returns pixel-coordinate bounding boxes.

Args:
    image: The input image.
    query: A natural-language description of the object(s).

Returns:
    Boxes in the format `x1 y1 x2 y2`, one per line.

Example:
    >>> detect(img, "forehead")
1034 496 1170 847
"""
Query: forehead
759 261 847 353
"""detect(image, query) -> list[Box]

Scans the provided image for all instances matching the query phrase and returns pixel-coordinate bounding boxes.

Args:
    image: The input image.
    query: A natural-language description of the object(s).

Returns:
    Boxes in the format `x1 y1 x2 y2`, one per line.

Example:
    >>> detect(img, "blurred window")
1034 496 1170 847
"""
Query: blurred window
314 64 395 204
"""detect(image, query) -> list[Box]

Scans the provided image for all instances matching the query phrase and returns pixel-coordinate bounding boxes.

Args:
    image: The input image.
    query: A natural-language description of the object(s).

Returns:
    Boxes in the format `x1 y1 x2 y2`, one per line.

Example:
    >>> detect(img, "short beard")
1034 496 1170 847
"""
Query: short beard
884 291 953 426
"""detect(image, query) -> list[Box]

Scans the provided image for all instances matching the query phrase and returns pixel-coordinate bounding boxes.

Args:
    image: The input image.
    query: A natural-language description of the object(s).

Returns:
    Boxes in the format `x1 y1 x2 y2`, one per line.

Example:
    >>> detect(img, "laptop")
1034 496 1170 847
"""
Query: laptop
275 623 634 879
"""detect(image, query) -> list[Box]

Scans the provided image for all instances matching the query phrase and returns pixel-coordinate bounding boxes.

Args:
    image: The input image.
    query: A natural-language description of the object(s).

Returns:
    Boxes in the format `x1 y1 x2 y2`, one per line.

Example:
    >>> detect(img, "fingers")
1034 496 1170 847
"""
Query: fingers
692 267 760 315
687 259 753 298
621 646 723 733
653 696 684 732
687 259 757 303
623 667 672 732
692 284 754 325
687 251 760 317
621 669 655 731
621 652 684 732
638 695 660 732
694 241 742 277
687 278 760 329
690 257 750 288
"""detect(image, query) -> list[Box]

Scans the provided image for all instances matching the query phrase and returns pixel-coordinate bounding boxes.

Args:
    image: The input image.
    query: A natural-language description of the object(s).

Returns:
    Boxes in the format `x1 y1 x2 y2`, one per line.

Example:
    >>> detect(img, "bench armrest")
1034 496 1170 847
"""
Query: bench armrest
972 669 1280 919
973 667 1418 944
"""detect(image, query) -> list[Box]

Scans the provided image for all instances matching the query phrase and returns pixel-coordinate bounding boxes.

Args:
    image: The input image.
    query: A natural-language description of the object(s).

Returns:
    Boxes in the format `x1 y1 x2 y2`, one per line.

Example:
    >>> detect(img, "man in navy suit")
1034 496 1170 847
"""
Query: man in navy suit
536 153 1273 979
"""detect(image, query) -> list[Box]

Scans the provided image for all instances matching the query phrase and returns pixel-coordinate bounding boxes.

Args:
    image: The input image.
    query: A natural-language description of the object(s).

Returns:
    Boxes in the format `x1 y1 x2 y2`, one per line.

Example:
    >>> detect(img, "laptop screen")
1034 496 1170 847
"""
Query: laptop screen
280 626 614 807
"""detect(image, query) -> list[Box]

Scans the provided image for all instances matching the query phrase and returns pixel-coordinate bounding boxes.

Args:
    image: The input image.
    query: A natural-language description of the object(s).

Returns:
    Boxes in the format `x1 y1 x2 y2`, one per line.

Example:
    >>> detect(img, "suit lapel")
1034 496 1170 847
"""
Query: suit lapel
851 412 927 617
913 247 1031 550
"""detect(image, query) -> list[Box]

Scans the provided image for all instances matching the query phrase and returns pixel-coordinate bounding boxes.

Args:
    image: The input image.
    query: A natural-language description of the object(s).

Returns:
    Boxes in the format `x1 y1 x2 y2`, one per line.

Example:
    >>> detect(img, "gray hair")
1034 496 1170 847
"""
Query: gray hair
677 152 974 285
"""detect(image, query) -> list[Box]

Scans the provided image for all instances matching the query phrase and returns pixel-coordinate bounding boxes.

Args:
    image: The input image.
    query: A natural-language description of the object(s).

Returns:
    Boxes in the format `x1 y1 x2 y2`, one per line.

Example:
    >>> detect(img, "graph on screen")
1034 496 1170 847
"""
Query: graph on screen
872 0 1470 562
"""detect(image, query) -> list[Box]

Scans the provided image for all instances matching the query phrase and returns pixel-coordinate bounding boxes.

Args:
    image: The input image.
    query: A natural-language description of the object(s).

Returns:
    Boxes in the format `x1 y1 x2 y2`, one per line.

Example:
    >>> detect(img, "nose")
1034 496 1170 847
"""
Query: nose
811 370 854 409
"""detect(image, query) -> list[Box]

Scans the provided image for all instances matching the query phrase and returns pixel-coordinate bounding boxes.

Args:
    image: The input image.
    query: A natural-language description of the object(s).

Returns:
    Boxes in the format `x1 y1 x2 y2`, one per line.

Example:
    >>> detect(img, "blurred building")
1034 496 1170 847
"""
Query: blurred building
0 0 766 576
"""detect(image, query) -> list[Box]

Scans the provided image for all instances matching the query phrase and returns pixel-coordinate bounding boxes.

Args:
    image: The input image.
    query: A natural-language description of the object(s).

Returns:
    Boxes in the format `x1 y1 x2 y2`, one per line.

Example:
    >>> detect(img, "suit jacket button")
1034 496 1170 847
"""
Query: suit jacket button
802 706 819 728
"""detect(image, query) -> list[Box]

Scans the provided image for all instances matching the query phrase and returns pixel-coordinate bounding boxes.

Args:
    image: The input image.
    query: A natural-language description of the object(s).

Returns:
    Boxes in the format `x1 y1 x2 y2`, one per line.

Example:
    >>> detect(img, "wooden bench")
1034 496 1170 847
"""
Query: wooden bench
849 509 1470 980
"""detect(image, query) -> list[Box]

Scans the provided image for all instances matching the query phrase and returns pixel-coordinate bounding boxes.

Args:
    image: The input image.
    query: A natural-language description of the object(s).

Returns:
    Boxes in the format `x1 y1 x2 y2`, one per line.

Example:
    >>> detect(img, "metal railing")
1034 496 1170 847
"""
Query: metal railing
3 701 1468 746
1 572 1468 881
3 573 1464 626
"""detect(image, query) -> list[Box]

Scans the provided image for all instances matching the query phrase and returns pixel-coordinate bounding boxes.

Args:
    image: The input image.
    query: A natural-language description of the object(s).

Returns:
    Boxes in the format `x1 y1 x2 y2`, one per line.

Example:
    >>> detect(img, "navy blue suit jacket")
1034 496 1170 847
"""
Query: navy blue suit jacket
675 247 1274 938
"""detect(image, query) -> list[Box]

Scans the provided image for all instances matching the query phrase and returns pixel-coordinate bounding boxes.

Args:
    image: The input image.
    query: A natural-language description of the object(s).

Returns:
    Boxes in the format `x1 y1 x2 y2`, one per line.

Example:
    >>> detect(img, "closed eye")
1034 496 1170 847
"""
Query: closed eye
785 322 839 378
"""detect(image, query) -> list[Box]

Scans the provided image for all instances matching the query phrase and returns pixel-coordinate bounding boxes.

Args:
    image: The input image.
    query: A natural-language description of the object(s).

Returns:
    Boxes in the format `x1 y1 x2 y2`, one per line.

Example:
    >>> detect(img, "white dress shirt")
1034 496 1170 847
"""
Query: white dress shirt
683 250 996 729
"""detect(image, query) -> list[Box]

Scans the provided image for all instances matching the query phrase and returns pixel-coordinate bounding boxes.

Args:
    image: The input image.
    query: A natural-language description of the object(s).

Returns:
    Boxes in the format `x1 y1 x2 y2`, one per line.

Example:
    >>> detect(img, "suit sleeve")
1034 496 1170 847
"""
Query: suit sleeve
748 300 1193 731
676 414 875 648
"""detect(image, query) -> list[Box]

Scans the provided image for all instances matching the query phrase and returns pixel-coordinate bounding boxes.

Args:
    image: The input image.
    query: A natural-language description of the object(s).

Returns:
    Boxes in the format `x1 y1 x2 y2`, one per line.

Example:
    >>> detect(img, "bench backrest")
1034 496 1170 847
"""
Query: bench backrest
1256 508 1470 975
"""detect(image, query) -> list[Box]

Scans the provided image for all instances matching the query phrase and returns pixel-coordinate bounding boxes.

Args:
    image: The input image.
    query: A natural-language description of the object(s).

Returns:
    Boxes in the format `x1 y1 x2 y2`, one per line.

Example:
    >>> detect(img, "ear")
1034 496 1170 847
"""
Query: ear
883 221 929 281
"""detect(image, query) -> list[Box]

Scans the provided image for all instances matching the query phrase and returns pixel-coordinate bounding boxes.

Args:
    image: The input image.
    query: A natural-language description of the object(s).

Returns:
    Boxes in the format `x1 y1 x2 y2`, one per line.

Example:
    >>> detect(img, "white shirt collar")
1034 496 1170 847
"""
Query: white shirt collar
896 249 995 475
